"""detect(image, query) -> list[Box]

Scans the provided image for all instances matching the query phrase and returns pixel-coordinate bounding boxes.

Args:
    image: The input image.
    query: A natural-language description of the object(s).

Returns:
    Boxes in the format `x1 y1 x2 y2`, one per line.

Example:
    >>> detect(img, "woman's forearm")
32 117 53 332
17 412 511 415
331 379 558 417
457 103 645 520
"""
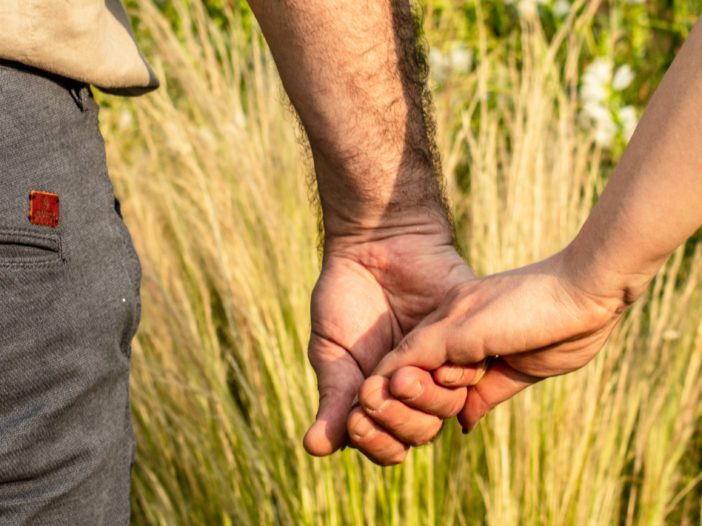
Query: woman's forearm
564 17 702 309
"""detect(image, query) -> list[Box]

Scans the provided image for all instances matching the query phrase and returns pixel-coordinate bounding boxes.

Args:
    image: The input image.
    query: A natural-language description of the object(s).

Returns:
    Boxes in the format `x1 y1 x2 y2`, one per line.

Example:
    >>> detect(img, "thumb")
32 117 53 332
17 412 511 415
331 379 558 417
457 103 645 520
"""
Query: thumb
303 334 365 456
372 325 449 378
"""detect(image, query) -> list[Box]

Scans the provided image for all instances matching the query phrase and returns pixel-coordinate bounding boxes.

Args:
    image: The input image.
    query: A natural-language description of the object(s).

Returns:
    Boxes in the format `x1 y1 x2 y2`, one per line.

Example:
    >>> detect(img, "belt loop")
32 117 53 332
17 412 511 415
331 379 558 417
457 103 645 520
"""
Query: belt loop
69 84 90 112
80 85 91 110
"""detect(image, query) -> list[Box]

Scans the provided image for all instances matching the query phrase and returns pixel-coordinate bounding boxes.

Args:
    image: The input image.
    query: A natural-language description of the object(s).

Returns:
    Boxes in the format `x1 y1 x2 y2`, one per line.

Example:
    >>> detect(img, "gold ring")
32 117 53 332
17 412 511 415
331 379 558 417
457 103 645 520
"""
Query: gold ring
472 355 498 385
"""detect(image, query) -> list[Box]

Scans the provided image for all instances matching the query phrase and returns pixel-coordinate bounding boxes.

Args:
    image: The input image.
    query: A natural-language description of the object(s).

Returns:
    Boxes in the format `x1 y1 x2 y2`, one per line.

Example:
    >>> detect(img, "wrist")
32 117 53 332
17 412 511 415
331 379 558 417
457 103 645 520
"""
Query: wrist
313 146 450 240
322 205 452 244
557 236 654 315
322 212 467 279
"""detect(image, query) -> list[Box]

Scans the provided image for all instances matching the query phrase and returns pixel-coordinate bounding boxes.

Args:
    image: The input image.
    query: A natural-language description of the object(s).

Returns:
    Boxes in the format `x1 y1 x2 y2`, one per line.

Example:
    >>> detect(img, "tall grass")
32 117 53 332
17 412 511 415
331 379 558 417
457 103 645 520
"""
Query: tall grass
99 1 702 524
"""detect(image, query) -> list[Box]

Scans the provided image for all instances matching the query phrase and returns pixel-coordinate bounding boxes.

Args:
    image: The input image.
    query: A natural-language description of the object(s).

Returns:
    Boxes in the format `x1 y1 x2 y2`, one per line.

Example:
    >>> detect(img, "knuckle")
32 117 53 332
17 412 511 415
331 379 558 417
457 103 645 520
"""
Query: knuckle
389 369 423 400
359 378 390 413
359 376 385 400
346 409 369 442
446 281 470 302
445 322 486 365
390 366 413 387
446 282 474 309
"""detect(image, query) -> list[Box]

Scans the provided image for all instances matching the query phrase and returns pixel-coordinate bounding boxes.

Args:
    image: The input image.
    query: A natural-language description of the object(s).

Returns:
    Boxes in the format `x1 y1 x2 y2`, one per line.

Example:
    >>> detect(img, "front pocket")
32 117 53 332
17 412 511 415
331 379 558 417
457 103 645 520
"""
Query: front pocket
0 228 64 268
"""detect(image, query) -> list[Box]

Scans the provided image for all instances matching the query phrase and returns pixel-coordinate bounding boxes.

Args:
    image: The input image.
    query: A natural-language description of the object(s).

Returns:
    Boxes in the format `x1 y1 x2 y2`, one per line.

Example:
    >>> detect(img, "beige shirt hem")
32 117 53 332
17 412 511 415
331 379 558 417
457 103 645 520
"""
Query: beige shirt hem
0 0 159 96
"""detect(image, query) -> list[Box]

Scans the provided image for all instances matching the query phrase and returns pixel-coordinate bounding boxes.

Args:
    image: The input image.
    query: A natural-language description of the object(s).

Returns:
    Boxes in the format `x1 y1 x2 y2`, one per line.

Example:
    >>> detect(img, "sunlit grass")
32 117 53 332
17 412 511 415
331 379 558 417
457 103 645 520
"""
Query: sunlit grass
99 1 702 524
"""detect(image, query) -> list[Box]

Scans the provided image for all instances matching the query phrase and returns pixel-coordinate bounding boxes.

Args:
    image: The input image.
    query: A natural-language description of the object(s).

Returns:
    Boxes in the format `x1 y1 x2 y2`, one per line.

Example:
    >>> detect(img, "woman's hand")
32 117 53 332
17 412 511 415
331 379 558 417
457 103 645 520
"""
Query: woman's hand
369 249 627 439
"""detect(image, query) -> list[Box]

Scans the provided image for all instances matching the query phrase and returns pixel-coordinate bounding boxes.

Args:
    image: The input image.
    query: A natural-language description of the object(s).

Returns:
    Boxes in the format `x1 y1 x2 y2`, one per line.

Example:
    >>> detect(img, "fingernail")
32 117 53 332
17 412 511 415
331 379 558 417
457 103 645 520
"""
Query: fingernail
363 387 390 414
444 367 463 384
397 380 423 401
407 381 423 400
350 415 376 441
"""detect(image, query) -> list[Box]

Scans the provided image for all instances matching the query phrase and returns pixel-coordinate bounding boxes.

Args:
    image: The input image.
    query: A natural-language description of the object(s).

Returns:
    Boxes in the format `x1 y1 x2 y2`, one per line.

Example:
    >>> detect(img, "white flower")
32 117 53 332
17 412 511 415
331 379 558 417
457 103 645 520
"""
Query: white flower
582 102 610 123
553 0 571 17
430 43 473 82
583 59 612 86
582 102 616 147
429 47 449 83
429 47 445 71
612 64 635 91
581 59 612 104
580 59 638 148
581 80 608 104
619 105 638 141
449 42 472 74
593 116 617 147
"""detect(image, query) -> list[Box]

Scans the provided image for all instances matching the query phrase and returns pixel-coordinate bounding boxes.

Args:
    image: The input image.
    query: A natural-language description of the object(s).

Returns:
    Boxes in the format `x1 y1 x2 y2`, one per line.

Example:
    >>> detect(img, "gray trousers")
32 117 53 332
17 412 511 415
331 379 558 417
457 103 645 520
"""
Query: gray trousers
0 61 140 524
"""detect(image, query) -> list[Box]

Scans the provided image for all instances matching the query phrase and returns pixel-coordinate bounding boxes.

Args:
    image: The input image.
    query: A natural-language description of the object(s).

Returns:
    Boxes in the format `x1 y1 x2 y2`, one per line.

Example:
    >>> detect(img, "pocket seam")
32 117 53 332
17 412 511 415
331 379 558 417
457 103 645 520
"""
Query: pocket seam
0 227 65 269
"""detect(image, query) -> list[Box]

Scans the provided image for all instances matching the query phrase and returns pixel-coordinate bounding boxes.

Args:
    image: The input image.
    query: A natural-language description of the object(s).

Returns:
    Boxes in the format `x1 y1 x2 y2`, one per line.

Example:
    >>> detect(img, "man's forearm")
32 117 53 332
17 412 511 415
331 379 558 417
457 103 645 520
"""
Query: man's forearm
246 0 449 237
564 18 702 308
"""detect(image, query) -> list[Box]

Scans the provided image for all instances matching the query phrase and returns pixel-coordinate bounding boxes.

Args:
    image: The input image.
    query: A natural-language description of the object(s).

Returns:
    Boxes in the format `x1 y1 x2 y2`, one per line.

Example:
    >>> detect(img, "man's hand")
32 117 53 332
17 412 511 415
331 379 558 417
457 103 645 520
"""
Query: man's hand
370 250 626 441
303 220 476 464
245 0 492 463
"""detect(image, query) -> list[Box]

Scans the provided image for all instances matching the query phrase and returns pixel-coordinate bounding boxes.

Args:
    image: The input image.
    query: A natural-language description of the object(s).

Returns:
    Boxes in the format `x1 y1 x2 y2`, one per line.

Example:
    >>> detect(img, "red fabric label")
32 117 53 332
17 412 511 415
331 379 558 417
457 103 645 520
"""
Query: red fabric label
29 191 60 228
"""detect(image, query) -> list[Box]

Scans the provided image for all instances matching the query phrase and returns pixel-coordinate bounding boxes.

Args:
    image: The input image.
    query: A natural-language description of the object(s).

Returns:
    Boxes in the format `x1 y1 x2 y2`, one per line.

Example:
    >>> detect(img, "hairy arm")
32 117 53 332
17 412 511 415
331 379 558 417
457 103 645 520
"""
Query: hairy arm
246 0 475 462
247 0 447 235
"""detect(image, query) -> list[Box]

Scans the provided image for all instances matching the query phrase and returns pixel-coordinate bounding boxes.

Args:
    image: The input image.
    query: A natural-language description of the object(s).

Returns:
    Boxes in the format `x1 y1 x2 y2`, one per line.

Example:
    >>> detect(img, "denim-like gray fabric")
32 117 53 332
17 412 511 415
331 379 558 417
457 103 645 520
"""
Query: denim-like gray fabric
0 61 141 525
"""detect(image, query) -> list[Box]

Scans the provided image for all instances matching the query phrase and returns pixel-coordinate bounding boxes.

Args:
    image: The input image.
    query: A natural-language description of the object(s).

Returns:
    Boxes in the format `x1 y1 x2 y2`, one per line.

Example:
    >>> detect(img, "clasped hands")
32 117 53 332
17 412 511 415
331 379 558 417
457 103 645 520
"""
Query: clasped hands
303 220 624 466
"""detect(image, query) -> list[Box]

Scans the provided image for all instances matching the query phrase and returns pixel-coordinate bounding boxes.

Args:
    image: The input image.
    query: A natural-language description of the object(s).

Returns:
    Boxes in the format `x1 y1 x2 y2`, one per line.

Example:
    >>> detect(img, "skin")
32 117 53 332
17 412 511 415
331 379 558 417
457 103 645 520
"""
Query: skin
372 17 702 460
246 0 483 463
